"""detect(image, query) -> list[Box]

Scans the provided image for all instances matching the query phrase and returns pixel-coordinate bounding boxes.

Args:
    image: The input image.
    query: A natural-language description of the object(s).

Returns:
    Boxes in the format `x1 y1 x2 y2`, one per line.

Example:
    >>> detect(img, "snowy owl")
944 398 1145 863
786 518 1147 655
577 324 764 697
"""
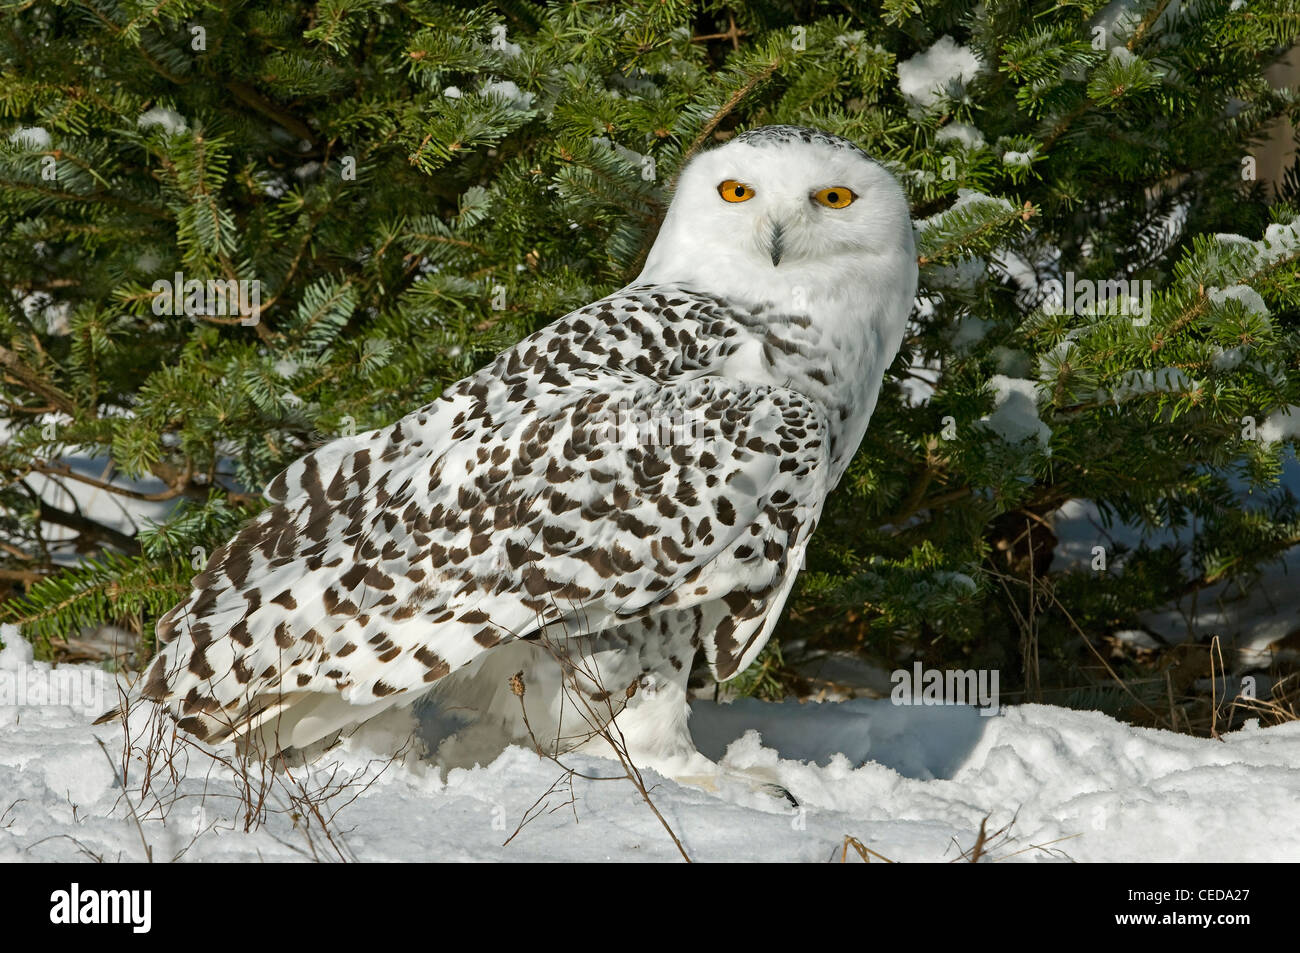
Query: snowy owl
116 125 917 787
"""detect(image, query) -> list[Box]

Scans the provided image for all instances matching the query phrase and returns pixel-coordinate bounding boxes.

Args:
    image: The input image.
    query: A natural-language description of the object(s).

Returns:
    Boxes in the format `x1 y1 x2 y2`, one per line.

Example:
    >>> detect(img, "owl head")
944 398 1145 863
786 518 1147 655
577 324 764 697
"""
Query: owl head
638 125 916 316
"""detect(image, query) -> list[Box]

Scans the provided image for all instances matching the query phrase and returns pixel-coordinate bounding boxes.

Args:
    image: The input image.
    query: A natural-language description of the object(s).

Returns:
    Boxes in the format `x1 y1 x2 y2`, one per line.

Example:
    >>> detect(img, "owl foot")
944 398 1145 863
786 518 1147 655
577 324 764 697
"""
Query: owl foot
670 766 798 807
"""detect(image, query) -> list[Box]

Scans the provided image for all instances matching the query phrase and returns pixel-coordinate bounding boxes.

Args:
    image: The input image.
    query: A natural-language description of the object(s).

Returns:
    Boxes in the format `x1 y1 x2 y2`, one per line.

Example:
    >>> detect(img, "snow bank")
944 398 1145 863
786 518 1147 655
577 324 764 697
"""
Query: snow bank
2 645 1297 862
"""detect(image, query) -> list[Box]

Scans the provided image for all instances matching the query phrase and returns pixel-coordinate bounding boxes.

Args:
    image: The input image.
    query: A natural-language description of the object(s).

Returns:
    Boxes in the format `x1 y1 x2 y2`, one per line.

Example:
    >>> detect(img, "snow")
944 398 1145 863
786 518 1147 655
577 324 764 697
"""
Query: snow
591 135 649 171
899 354 940 407
928 256 985 291
1208 284 1270 320
481 79 535 111
896 36 982 108
1210 345 1246 371
915 189 1016 239
136 108 188 135
489 25 522 58
979 375 1052 450
933 570 977 593
1261 220 1300 262
8 126 51 149
1215 218 1300 267
949 187 1015 217
936 122 986 150
1093 0 1146 45
11 453 178 566
1259 405 1300 444
991 250 1043 305
1002 149 1036 169
16 290 71 335
2 627 1297 862
292 161 322 181
1049 451 1300 666
951 314 992 350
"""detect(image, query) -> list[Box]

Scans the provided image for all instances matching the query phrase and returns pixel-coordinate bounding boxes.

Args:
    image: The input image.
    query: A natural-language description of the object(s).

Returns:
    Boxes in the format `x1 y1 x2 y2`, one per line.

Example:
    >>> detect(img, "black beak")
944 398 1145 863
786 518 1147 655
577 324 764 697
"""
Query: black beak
769 222 785 267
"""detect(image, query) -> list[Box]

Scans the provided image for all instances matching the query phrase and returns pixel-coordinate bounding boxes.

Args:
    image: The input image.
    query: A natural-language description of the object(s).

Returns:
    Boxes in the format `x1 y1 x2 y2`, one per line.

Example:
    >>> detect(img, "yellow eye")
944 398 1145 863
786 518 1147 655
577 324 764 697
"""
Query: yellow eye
718 179 755 203
813 186 856 208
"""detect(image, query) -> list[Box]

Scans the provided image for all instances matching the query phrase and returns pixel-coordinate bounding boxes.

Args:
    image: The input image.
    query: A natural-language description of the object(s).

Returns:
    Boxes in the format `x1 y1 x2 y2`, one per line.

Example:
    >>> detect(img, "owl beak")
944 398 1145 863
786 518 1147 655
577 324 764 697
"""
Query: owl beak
768 221 785 267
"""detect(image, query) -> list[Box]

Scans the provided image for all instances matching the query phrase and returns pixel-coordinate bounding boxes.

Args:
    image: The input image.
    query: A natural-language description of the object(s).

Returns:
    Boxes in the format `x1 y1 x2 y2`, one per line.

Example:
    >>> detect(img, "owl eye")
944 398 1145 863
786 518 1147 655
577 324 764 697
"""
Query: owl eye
718 180 755 203
812 186 856 209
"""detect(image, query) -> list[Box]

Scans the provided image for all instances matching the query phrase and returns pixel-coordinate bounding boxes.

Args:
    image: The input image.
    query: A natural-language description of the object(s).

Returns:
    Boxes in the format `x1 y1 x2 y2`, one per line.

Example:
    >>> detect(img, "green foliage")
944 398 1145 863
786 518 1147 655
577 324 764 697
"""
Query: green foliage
3 550 192 655
1 0 1298 718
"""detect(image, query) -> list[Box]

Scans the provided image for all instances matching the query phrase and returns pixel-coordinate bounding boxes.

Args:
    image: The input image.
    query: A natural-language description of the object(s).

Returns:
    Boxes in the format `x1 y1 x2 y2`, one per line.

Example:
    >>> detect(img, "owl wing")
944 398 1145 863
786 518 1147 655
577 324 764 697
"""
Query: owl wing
133 361 830 749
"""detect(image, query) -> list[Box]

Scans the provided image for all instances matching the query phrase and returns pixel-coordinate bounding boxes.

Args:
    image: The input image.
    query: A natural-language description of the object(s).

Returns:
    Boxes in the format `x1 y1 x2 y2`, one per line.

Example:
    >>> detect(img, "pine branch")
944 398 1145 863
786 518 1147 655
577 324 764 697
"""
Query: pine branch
0 346 76 414
37 500 140 555
678 58 782 171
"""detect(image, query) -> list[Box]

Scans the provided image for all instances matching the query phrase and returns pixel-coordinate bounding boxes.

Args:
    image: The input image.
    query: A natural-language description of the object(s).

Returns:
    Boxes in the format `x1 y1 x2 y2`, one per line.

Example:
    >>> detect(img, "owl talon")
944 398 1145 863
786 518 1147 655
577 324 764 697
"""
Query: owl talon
668 767 797 806
764 783 799 807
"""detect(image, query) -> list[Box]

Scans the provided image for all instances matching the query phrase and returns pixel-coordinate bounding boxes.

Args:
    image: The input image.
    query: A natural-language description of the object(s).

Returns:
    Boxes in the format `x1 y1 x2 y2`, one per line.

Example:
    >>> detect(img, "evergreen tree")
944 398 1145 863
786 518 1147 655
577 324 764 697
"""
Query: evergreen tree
1 0 1297 729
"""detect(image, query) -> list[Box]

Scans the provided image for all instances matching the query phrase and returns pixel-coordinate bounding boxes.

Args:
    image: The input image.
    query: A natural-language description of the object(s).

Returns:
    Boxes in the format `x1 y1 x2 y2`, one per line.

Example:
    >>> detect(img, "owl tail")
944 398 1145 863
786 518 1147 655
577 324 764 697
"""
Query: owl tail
95 669 405 755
